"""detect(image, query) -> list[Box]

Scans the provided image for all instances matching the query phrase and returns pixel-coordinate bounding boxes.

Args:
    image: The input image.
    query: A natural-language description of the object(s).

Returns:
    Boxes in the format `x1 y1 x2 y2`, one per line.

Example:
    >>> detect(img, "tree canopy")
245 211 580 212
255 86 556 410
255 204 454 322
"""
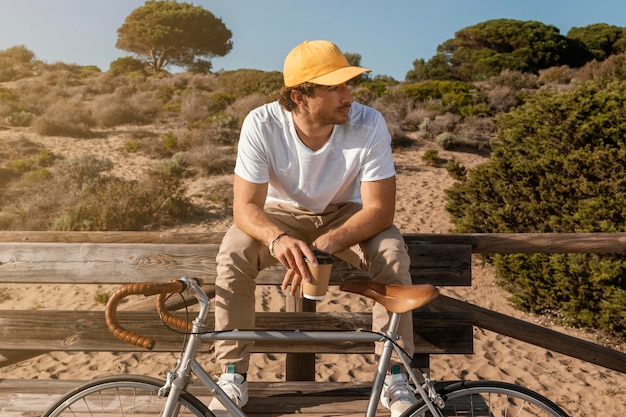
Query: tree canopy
567 23 626 61
435 19 571 81
116 0 232 72
406 19 626 82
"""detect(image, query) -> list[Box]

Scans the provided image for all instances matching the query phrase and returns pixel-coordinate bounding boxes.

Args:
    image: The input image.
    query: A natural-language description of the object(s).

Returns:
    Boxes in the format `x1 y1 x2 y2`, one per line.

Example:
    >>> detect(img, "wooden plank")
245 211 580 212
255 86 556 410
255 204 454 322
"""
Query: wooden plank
404 232 626 254
407 243 472 286
0 243 469 286
432 295 626 374
0 310 472 354
0 379 385 417
0 242 219 283
3 231 626 253
0 231 225 244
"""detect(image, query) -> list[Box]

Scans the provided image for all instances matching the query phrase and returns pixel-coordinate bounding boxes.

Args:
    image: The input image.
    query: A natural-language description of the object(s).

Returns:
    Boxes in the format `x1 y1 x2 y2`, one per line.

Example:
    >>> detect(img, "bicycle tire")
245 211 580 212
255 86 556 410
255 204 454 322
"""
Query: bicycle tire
42 374 213 417
404 380 569 417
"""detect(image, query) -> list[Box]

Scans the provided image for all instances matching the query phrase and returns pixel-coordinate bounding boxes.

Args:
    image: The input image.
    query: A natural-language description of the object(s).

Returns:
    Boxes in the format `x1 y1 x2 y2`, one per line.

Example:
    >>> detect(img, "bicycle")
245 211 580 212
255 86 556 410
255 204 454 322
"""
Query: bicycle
43 275 570 417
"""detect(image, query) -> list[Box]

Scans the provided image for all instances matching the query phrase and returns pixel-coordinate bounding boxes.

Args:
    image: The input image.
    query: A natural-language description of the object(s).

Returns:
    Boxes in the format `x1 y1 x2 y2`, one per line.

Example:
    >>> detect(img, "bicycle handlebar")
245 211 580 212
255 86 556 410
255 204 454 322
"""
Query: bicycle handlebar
105 279 192 350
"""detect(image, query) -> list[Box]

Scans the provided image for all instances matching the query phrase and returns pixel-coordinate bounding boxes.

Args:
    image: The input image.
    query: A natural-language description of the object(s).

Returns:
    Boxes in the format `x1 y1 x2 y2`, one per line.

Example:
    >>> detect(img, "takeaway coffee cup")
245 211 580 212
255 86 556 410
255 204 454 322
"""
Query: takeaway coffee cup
302 249 333 300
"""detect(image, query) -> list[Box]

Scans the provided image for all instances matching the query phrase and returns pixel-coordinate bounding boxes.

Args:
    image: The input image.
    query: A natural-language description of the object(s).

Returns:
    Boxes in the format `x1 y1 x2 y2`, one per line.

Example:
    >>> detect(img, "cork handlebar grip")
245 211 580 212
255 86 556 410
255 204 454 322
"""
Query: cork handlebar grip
105 281 186 350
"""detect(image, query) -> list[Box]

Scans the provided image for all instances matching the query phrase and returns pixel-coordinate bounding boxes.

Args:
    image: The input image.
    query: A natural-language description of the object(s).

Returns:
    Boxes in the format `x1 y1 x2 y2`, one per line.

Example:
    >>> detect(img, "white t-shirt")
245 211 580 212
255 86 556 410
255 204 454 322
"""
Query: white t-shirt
234 101 395 213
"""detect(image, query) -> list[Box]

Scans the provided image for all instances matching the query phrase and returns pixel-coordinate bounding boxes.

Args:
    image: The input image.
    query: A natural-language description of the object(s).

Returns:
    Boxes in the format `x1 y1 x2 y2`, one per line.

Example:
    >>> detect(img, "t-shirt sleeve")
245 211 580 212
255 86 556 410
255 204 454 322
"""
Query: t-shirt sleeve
360 111 395 182
234 112 270 184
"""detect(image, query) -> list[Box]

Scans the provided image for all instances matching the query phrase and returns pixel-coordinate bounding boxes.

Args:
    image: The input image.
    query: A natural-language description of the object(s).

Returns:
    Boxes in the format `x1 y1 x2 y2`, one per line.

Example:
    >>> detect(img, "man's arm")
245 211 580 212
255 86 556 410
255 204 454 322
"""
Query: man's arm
232 174 317 292
312 176 396 254
232 174 280 246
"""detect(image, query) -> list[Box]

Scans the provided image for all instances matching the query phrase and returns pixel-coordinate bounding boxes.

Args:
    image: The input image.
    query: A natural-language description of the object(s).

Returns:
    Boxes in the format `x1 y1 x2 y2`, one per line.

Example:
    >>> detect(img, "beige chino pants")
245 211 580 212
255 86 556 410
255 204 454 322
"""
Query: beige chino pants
214 202 414 374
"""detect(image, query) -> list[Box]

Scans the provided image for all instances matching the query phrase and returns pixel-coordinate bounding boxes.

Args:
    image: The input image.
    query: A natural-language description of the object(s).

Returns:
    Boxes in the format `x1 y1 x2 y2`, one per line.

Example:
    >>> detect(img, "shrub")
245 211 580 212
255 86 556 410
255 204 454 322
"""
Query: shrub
90 93 147 127
455 116 496 150
124 139 140 153
180 91 213 123
538 65 577 84
435 132 459 149
400 80 488 116
10 149 56 172
23 168 53 183
445 160 467 180
0 45 35 81
486 86 520 113
421 149 440 165
227 94 267 120
487 69 540 90
0 45 35 64
184 111 240 146
65 154 114 188
0 86 19 109
162 132 179 153
33 98 94 138
182 144 235 176
215 69 283 98
108 56 147 76
576 52 626 83
445 79 626 338
6 111 33 126
53 169 193 231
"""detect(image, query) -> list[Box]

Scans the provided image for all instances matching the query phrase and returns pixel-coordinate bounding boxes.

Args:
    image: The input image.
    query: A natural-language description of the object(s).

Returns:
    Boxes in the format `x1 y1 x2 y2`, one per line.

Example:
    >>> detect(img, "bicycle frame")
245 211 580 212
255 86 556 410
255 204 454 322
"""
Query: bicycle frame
158 277 443 417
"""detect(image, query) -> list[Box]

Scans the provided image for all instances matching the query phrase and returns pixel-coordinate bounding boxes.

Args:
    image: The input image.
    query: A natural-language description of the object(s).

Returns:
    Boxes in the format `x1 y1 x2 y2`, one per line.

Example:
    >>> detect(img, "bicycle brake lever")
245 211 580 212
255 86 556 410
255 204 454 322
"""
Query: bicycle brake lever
158 371 174 399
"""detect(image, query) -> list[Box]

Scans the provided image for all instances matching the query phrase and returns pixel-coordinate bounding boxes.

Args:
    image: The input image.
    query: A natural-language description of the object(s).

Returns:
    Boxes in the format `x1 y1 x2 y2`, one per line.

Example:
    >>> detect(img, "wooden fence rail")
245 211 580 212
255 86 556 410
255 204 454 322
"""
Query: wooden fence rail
1 231 625 377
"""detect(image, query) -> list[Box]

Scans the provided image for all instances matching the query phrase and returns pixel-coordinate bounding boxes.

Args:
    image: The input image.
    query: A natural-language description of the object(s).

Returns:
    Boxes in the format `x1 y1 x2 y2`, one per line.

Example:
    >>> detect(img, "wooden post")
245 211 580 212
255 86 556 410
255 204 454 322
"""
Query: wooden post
285 295 317 381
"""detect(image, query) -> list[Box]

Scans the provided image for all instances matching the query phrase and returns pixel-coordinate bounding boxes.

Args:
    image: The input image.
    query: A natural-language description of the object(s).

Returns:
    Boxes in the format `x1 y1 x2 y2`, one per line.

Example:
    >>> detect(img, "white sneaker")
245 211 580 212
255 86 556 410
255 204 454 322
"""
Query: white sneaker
380 372 418 417
209 372 249 412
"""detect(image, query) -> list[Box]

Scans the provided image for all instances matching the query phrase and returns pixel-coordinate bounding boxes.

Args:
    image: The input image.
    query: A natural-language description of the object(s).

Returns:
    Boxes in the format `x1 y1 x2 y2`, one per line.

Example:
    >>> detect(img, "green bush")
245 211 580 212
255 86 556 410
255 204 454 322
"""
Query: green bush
399 80 488 116
421 149 441 165
214 69 283 98
162 132 179 152
10 149 56 172
108 56 147 76
435 132 458 149
124 139 140 153
445 160 467 180
445 80 626 338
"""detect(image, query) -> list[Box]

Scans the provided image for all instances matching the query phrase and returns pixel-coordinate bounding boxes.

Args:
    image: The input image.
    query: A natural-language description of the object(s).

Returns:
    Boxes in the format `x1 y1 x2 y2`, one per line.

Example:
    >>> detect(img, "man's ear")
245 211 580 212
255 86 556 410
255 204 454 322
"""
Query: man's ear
290 89 307 107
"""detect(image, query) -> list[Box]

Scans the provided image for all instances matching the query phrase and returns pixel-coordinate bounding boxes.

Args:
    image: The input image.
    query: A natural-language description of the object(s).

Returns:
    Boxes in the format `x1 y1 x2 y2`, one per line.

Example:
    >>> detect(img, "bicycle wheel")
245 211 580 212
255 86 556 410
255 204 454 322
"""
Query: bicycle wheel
405 380 569 417
42 374 212 417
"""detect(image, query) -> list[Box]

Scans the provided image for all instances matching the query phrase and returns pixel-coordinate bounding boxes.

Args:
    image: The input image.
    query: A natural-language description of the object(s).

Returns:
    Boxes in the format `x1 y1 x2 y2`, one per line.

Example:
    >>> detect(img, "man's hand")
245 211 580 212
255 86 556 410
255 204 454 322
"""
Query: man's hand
272 235 318 296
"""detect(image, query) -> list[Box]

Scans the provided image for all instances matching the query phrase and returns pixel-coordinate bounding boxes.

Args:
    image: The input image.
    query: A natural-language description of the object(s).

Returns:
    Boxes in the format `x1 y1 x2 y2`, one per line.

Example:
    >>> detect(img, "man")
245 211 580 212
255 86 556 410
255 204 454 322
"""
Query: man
211 40 417 416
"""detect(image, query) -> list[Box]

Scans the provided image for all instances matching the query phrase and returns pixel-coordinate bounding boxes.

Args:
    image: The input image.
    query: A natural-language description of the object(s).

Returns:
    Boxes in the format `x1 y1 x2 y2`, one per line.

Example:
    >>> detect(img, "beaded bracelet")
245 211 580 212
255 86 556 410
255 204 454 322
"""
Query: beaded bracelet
268 231 288 258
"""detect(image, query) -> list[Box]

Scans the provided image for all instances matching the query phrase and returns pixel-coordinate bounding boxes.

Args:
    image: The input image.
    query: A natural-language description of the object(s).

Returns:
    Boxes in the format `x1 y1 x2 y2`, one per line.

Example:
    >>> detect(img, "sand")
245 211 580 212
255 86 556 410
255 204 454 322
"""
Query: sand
0 129 624 416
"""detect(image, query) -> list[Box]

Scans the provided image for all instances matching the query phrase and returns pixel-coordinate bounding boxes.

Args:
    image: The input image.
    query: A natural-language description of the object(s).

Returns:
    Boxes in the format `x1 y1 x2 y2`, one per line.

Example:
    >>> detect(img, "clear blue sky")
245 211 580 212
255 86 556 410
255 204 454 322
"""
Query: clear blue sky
1 0 626 81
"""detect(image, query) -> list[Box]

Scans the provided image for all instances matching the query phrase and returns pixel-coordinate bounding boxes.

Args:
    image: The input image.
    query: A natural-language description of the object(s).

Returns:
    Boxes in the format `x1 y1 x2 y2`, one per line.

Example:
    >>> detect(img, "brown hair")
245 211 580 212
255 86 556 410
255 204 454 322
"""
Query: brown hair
278 82 317 111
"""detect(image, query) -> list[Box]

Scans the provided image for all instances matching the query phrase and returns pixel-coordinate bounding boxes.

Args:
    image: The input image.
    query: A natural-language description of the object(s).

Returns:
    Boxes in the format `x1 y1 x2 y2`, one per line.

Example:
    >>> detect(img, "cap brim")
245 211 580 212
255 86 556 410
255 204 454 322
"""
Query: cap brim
308 66 371 86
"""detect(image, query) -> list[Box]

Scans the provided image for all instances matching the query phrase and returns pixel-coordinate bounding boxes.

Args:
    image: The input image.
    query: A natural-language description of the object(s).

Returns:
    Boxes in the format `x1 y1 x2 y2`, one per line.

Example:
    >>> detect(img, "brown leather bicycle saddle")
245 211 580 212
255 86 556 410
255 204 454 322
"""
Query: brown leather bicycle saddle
339 280 439 313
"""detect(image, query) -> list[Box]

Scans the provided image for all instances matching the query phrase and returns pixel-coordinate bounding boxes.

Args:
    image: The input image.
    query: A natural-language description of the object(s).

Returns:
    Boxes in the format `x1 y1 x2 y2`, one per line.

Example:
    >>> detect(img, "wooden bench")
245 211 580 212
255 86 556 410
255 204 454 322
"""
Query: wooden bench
0 232 473 381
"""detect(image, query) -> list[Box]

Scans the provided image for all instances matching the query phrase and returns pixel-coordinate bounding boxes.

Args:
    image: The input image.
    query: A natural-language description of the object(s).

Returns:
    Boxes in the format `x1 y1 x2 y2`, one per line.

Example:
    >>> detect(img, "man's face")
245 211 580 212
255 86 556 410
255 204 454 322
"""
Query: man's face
304 83 354 125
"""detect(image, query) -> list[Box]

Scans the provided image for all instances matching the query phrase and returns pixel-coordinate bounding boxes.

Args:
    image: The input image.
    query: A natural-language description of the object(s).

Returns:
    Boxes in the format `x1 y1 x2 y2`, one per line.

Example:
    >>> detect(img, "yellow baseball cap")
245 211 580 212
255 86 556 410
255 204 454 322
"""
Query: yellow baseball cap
283 40 371 87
